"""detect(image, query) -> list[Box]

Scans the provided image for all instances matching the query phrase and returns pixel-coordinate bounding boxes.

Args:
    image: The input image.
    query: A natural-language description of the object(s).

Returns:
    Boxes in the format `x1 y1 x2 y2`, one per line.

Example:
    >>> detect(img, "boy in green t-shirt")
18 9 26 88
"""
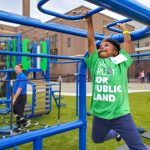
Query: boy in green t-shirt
84 14 147 150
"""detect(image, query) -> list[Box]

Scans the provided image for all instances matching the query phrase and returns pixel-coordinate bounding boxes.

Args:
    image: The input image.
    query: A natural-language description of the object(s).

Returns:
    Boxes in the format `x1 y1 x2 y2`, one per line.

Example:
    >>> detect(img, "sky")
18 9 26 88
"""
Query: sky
0 0 150 27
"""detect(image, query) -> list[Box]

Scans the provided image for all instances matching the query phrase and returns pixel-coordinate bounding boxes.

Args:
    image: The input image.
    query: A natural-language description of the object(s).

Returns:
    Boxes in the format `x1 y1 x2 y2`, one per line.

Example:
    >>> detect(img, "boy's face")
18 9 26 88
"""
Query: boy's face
98 42 118 58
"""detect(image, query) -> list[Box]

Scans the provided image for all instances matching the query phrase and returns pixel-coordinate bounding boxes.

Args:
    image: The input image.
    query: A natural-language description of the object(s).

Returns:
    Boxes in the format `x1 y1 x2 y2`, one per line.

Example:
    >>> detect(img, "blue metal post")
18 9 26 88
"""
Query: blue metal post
33 42 37 79
79 60 87 150
76 62 79 116
46 38 50 82
16 33 22 64
33 137 42 150
6 71 11 109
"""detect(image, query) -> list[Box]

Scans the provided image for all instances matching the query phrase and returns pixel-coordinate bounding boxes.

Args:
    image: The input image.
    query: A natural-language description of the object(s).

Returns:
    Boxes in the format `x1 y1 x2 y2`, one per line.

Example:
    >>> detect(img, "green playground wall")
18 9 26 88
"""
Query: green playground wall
22 38 31 70
40 41 47 71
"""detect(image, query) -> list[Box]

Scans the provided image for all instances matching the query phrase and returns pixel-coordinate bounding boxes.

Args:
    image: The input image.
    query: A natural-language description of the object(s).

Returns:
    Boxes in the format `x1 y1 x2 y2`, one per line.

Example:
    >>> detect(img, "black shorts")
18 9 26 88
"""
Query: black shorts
13 94 26 116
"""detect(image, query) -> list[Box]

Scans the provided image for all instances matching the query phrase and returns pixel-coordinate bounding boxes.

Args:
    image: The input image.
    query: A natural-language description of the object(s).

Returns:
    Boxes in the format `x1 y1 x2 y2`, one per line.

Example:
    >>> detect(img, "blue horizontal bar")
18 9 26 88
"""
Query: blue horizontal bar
0 69 15 72
131 52 150 57
134 58 150 62
49 60 81 64
86 0 150 26
0 34 18 38
106 18 133 33
0 10 105 40
0 10 150 42
0 120 83 149
0 50 84 61
38 0 104 20
0 10 41 23
0 99 11 104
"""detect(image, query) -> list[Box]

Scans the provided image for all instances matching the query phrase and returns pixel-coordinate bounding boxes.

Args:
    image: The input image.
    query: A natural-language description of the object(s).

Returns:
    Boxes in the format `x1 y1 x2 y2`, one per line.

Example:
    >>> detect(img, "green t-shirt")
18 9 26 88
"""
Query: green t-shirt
85 49 133 119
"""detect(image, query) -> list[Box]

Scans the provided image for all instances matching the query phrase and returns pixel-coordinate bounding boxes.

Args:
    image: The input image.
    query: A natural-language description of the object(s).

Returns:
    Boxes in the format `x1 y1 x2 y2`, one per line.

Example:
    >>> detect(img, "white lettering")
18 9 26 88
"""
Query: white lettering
109 95 115 102
96 85 102 92
117 85 122 92
95 77 108 84
93 93 116 102
96 85 122 93
103 85 108 92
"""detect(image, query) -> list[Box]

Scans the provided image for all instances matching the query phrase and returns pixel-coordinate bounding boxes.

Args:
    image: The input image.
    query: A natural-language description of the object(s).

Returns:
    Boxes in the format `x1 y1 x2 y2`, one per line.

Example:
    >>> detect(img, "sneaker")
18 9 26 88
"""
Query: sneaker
116 134 122 142
13 127 21 134
23 120 31 128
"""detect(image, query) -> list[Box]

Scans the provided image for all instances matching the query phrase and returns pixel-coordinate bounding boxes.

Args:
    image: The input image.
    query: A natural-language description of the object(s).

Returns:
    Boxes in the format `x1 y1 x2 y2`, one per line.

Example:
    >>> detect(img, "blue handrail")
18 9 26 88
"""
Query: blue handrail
106 18 133 33
37 0 104 20
86 0 150 26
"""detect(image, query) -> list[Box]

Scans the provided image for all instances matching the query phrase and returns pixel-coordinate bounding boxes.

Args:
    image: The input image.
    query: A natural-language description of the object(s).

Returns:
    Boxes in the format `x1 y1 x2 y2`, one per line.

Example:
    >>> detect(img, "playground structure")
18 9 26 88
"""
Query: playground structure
0 34 51 117
0 0 150 149
0 34 81 118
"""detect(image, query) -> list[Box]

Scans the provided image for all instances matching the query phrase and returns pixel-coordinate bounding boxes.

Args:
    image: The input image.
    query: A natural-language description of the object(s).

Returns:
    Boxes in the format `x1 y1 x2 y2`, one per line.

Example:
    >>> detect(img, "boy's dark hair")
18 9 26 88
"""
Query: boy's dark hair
17 64 23 68
102 38 121 52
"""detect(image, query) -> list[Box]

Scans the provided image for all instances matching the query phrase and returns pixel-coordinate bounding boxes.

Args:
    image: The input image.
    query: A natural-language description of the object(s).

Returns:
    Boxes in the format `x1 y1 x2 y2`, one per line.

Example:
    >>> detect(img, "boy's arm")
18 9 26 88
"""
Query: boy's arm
118 23 133 53
85 16 97 55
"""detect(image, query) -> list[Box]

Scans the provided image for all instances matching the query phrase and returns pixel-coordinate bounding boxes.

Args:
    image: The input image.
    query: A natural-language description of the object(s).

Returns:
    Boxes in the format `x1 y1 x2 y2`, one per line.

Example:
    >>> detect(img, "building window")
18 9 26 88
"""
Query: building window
67 37 71 48
50 34 57 49
135 41 140 48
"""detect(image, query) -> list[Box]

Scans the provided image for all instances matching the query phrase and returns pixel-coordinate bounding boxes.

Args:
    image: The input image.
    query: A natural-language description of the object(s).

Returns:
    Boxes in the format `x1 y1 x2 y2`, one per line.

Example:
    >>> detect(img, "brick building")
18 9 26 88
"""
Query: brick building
17 6 135 80
0 5 137 80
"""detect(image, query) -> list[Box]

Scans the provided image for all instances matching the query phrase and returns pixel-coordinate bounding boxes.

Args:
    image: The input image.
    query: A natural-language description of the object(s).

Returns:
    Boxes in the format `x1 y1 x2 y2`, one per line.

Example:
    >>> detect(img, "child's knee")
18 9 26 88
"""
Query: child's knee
92 135 104 143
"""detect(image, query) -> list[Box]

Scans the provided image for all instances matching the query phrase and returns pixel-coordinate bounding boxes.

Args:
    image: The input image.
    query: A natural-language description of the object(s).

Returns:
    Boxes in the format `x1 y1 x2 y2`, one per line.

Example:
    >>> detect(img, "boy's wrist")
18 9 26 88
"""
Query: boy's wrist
123 30 130 34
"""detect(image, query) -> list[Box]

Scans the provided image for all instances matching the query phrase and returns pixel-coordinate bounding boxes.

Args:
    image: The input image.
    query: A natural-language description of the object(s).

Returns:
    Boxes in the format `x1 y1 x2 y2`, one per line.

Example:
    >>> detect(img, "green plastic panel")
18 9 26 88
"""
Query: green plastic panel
40 41 47 71
22 38 31 70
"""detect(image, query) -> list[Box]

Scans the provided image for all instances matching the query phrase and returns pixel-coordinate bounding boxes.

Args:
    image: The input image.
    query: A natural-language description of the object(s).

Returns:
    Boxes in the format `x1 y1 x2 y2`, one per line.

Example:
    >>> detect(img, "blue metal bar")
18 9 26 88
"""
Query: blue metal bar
46 38 50 82
6 72 11 109
33 42 37 79
86 0 150 26
0 10 41 22
27 82 35 118
33 137 42 150
134 58 150 62
76 62 79 116
16 33 22 64
49 60 81 64
0 34 18 38
0 10 105 41
0 10 150 42
131 52 150 57
0 120 83 149
0 50 84 61
95 26 150 44
38 0 104 20
0 99 11 104
106 18 132 33
79 57 87 150
0 69 15 72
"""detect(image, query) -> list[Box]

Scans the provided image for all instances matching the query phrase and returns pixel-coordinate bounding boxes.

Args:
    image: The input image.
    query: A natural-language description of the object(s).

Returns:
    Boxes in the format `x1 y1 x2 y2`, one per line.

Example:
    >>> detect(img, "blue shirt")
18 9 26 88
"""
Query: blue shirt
13 72 27 95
